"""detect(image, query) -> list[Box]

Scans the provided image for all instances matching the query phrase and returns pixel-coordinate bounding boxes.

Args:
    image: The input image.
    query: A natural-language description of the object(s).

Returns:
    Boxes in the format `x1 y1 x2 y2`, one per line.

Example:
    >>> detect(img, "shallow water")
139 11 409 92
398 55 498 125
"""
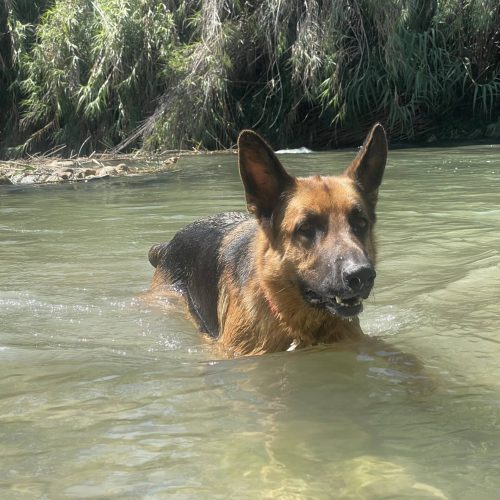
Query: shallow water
1 144 499 498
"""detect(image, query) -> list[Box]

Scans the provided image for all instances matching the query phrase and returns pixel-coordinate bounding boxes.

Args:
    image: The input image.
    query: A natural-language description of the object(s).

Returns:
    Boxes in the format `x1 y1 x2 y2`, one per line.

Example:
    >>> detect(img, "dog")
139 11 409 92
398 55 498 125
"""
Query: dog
148 124 387 357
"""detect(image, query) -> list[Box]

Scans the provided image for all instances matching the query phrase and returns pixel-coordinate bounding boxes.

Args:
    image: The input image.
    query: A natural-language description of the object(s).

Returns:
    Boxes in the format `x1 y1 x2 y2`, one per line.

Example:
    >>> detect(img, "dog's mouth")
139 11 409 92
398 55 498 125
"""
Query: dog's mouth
302 288 364 317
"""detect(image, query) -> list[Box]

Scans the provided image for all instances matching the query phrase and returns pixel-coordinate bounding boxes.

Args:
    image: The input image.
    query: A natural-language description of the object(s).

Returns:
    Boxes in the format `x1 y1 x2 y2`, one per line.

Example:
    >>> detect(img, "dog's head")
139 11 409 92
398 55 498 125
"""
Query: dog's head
238 124 387 318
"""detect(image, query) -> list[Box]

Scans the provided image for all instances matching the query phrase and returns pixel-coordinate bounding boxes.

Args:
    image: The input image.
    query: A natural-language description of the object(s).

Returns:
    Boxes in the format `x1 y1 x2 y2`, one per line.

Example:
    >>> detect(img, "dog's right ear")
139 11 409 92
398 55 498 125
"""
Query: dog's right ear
238 130 295 219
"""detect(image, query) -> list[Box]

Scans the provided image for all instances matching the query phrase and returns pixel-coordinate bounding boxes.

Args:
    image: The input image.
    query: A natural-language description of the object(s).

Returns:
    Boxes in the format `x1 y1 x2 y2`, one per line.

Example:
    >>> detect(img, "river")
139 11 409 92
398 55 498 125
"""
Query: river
1 144 499 498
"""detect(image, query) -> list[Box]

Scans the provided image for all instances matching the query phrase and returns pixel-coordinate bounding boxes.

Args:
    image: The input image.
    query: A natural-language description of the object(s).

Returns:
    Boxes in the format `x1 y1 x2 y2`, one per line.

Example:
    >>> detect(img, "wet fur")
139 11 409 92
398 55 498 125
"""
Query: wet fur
149 124 388 357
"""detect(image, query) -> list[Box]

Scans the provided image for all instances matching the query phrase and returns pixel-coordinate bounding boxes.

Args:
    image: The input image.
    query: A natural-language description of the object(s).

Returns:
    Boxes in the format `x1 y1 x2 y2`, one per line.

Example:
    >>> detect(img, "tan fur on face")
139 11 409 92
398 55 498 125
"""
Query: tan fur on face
280 174 377 268
215 174 371 356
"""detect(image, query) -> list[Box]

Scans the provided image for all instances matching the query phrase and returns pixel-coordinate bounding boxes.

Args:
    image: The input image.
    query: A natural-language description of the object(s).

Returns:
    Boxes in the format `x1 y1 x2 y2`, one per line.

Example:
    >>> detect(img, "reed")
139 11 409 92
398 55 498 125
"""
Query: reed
1 0 499 156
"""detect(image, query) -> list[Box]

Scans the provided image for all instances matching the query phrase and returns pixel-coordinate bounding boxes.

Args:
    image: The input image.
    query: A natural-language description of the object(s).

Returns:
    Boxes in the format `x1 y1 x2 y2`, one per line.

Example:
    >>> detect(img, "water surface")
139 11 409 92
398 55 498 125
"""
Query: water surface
1 144 499 498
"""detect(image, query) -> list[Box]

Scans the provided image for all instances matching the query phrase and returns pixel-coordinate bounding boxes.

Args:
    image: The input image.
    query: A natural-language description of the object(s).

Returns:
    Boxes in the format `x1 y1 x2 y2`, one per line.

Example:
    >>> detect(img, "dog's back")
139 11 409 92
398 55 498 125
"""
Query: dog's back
149 212 255 337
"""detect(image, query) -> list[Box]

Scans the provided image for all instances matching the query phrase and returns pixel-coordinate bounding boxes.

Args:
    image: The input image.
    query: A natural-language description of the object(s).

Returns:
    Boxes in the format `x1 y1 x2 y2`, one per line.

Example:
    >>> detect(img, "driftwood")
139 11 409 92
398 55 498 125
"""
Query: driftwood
0 154 180 185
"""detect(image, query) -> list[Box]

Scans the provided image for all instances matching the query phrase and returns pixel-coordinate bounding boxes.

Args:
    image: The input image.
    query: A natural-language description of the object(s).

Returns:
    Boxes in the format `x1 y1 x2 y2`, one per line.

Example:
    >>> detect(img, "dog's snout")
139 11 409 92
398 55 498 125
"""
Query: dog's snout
343 265 376 294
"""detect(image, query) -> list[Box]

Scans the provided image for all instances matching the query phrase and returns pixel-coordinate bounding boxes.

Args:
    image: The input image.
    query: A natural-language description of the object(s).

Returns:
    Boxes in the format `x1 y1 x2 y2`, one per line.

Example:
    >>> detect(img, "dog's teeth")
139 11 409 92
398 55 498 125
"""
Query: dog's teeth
333 296 363 307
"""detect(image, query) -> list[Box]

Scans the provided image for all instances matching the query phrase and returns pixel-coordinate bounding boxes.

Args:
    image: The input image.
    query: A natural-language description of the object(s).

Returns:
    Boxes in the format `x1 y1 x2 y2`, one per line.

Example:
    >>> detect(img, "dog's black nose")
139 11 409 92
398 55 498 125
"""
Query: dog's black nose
343 265 376 294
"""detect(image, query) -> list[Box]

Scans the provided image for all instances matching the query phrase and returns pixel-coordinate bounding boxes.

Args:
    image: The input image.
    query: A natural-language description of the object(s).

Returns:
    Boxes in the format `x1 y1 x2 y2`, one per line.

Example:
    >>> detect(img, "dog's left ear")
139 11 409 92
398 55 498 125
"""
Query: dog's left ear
344 123 387 202
238 130 295 219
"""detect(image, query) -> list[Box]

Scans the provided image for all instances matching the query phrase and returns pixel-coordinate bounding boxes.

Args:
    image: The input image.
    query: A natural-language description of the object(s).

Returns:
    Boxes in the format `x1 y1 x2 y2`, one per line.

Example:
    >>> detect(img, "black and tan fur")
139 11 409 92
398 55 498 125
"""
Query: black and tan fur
149 124 388 357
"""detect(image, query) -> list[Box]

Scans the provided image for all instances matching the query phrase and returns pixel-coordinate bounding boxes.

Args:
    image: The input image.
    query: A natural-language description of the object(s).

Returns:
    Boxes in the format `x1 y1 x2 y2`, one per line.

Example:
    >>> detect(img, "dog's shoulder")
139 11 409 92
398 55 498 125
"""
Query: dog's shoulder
219 214 258 287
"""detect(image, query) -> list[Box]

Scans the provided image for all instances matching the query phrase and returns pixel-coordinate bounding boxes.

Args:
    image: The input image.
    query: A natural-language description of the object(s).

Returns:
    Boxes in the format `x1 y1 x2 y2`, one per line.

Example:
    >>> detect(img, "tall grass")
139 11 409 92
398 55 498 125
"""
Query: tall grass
1 0 52 149
1 0 499 156
7 0 179 155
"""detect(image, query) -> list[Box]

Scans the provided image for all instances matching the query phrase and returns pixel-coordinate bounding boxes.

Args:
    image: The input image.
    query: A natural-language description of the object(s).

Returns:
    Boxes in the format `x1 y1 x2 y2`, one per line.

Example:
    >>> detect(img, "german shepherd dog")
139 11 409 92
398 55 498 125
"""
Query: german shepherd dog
149 124 387 357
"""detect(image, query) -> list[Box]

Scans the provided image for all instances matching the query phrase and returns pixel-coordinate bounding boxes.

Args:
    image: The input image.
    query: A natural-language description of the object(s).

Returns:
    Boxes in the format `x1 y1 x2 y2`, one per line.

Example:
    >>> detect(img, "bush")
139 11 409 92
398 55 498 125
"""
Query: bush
2 0 500 156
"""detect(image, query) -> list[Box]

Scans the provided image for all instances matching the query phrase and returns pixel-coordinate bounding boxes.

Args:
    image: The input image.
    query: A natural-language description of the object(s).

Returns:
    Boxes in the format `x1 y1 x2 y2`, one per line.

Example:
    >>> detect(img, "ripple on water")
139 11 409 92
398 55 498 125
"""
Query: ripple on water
362 304 423 338
1 146 500 497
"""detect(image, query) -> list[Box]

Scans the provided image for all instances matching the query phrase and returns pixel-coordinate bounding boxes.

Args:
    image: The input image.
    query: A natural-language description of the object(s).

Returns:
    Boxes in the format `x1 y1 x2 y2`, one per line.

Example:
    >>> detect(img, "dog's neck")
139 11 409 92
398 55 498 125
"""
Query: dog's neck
261 283 281 321
259 277 363 349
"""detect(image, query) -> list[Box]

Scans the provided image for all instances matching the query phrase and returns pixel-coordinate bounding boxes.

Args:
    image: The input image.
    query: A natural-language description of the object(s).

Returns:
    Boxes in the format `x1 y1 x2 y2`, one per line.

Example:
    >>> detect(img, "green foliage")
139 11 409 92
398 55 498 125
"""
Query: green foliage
1 0 500 155
1 0 53 148
6 0 178 155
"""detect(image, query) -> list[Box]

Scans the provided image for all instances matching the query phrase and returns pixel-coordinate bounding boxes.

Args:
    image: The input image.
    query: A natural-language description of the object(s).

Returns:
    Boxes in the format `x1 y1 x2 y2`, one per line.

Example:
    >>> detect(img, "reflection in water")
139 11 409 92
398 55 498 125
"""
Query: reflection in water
0 145 499 497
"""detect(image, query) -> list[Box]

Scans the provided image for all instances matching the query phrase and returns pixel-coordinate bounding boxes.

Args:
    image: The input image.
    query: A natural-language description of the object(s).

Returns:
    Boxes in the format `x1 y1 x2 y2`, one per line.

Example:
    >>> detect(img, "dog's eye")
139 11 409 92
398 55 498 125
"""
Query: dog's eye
356 218 368 229
295 221 316 239
352 217 369 235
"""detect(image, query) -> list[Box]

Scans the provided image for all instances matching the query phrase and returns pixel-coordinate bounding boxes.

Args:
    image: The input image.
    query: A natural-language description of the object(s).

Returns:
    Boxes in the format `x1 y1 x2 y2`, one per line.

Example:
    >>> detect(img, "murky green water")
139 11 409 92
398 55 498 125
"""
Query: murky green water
1 144 499 498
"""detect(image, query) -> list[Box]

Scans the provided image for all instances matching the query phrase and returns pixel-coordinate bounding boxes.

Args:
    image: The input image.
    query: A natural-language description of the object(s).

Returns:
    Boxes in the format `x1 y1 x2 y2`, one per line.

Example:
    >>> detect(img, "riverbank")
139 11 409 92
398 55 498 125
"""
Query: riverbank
2 1 499 155
0 154 181 186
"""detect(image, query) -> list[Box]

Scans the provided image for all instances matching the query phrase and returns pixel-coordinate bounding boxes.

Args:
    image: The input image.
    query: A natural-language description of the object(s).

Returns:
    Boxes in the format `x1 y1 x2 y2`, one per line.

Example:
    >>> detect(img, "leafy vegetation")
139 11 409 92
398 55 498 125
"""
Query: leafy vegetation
1 0 499 156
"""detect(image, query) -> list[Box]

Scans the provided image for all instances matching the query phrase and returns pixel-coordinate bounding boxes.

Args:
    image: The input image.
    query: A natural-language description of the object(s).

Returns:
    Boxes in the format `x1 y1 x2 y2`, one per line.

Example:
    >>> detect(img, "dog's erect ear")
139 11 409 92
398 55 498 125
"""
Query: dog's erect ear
344 123 387 201
238 130 295 219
